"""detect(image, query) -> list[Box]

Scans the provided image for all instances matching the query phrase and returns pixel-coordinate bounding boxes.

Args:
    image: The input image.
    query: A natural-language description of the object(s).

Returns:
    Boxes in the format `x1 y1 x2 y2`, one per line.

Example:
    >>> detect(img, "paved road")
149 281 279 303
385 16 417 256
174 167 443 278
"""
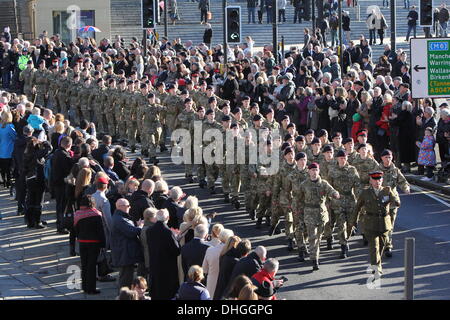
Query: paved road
1 149 449 300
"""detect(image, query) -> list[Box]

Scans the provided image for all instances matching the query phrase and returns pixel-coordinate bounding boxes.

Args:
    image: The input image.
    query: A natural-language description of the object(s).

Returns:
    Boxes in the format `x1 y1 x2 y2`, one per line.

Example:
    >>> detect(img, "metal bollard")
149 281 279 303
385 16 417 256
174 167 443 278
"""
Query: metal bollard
404 237 415 300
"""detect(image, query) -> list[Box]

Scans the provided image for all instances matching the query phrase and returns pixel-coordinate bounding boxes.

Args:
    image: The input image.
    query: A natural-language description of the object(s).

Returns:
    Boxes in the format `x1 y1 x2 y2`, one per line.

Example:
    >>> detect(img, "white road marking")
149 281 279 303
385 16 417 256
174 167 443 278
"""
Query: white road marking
410 185 450 208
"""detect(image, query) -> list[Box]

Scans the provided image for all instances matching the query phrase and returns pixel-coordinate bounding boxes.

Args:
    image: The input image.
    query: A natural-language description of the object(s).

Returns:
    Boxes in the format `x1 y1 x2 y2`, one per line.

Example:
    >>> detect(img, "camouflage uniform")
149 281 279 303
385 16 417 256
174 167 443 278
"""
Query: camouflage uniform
327 164 360 245
92 86 108 133
163 94 184 145
202 119 223 190
78 85 95 122
67 80 82 125
298 177 338 261
289 166 309 251
115 89 128 139
347 150 358 166
19 67 36 101
262 119 280 132
178 109 197 176
255 159 275 220
320 158 338 240
105 87 120 137
56 76 70 117
135 93 149 150
156 90 169 148
243 141 258 213
271 160 296 239
354 186 400 273
306 149 324 165
224 135 246 204
379 163 409 250
193 114 206 181
144 102 165 159
46 72 60 112
125 90 139 148
32 69 49 106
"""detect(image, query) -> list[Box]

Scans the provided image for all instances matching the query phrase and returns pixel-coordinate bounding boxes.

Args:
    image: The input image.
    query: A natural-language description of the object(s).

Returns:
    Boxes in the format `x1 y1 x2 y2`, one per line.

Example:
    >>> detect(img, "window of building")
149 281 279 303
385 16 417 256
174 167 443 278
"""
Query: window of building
52 10 96 44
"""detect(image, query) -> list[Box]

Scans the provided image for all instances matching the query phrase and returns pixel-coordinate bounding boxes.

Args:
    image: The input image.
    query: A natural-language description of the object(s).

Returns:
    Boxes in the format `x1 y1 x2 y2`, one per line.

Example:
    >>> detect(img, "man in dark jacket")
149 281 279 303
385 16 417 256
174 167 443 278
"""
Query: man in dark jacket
230 245 266 282
181 224 210 277
199 0 210 24
277 74 295 103
221 72 239 108
147 209 181 300
91 135 112 164
129 179 155 222
111 198 144 290
405 6 418 41
162 186 185 229
247 0 258 23
438 3 449 37
51 136 75 233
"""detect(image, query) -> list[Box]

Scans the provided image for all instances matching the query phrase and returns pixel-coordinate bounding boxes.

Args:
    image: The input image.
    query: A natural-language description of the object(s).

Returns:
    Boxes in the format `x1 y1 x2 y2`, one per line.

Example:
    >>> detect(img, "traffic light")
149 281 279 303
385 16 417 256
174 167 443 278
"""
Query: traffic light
226 6 241 43
142 0 156 29
419 0 433 26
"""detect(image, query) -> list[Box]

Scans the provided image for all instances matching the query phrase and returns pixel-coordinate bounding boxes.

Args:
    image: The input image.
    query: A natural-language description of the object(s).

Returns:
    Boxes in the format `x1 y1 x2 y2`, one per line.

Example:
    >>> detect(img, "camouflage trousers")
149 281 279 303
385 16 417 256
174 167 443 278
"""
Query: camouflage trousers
125 117 137 147
46 93 58 113
196 162 206 180
386 208 399 249
206 163 219 189
332 197 357 245
271 194 294 239
226 164 241 198
34 93 46 107
144 127 162 158
24 87 33 101
68 102 80 125
105 111 116 137
180 135 194 176
323 206 337 240
57 94 68 117
292 210 308 250
244 174 258 212
305 221 325 261
80 105 92 123
256 192 271 219
219 164 231 195
366 230 389 274
115 105 126 139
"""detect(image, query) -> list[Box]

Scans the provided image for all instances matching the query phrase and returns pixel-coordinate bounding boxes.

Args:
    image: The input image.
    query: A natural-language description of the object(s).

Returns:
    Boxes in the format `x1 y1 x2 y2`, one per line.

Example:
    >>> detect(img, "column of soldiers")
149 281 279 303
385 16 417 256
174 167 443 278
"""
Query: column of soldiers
18 59 411 276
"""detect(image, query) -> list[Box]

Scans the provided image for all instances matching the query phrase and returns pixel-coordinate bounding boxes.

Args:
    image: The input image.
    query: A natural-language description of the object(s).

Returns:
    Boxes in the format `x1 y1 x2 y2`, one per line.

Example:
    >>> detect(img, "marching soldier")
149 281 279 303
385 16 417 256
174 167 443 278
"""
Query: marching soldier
194 106 207 188
231 107 248 131
145 93 165 165
327 150 360 258
67 73 82 125
115 79 128 141
343 137 358 165
320 145 337 249
155 82 169 152
289 152 310 261
262 108 280 132
78 77 95 123
294 135 307 153
177 97 197 181
105 78 119 138
225 122 244 210
242 130 258 220
271 147 296 251
220 115 233 203
379 149 410 257
304 129 315 150
354 171 400 276
203 109 223 194
93 78 108 133
255 139 275 228
46 65 60 112
240 96 252 123
56 69 70 117
32 59 49 106
306 137 323 164
162 84 184 148
297 163 340 271
125 80 138 152
316 129 330 149
136 83 150 156
19 60 36 101
331 132 345 157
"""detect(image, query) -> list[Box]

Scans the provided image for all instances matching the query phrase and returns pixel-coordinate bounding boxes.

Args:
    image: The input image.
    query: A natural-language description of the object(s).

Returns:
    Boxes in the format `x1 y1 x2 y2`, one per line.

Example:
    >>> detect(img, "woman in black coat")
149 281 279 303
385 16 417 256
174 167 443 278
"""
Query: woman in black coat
391 101 417 172
74 195 105 295
213 236 242 300
112 147 130 181
203 24 212 48
23 138 52 228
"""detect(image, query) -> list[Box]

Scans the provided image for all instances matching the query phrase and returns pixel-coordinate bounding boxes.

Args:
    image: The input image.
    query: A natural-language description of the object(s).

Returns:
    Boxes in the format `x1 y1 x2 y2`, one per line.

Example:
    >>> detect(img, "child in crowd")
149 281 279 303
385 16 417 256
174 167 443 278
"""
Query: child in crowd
417 127 437 181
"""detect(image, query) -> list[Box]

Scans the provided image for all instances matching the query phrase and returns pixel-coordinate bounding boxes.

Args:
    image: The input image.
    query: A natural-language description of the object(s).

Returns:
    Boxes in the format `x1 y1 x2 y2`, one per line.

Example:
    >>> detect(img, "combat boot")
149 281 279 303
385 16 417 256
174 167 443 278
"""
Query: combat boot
256 217 263 229
340 244 349 259
362 234 368 246
199 179 207 188
209 187 216 195
326 237 333 250
265 216 271 227
224 193 230 203
298 248 305 262
186 175 194 183
312 260 319 271
232 197 240 210
248 210 255 220
130 146 136 153
287 239 294 251
269 221 281 236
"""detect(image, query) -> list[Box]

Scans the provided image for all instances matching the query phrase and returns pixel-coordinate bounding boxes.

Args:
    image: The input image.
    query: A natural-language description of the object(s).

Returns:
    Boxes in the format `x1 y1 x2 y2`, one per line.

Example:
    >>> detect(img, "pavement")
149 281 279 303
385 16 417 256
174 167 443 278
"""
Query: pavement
1 148 449 300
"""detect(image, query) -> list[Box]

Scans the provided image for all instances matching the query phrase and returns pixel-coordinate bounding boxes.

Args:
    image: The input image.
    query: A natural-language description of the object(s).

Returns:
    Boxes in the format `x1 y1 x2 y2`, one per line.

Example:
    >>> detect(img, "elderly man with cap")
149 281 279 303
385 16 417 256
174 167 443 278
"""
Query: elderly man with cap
203 109 223 194
354 170 400 276
378 149 410 257
327 150 360 258
270 146 296 250
297 162 340 270
289 152 310 261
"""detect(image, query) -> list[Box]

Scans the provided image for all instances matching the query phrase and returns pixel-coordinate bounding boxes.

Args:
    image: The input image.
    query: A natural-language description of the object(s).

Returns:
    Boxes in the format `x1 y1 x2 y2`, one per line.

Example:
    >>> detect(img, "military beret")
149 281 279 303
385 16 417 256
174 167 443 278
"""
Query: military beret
191 73 199 78
84 77 91 82
97 78 104 84
205 109 214 115
250 103 259 110
140 83 147 89
284 147 294 156
118 79 126 84
206 85 214 90
281 142 291 151
199 80 206 86
232 107 242 114
343 137 354 145
316 129 328 138
331 132 342 139
281 115 290 121
180 89 188 95
322 145 333 153
127 80 134 85
357 143 367 151
185 79 193 85
311 137 320 145
108 78 115 84
308 162 320 170
242 95 251 101
147 92 155 99
155 82 164 87
336 150 347 158
230 123 238 129
295 152 307 161
38 59 45 64
357 130 368 137
104 64 112 69
295 135 305 142
266 107 274 114
287 123 295 129
222 115 231 122
305 129 314 135
369 171 384 180
77 58 84 63
284 134 293 141
93 70 100 76
184 97 192 104
381 149 393 157
208 96 217 103
253 114 262 122
167 84 175 90
97 176 109 185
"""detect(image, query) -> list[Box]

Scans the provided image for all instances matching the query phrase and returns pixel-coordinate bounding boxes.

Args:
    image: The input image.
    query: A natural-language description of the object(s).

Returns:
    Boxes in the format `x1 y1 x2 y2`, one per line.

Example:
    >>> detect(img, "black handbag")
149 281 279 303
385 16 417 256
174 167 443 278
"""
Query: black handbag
97 249 114 277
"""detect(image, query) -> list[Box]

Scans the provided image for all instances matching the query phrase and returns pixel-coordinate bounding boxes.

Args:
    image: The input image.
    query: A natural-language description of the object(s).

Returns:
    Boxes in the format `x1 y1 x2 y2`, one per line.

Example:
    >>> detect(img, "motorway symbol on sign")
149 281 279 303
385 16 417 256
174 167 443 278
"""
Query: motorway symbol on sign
410 38 450 98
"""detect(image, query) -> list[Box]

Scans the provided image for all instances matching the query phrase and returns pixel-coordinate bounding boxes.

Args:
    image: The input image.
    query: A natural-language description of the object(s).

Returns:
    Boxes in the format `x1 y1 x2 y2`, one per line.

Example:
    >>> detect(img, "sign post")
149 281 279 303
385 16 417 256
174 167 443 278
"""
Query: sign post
410 38 450 99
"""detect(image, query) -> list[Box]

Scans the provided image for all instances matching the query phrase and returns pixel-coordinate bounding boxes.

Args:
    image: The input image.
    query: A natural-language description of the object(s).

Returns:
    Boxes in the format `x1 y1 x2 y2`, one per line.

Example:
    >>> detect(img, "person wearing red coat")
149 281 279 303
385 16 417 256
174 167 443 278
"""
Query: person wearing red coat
251 258 284 300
